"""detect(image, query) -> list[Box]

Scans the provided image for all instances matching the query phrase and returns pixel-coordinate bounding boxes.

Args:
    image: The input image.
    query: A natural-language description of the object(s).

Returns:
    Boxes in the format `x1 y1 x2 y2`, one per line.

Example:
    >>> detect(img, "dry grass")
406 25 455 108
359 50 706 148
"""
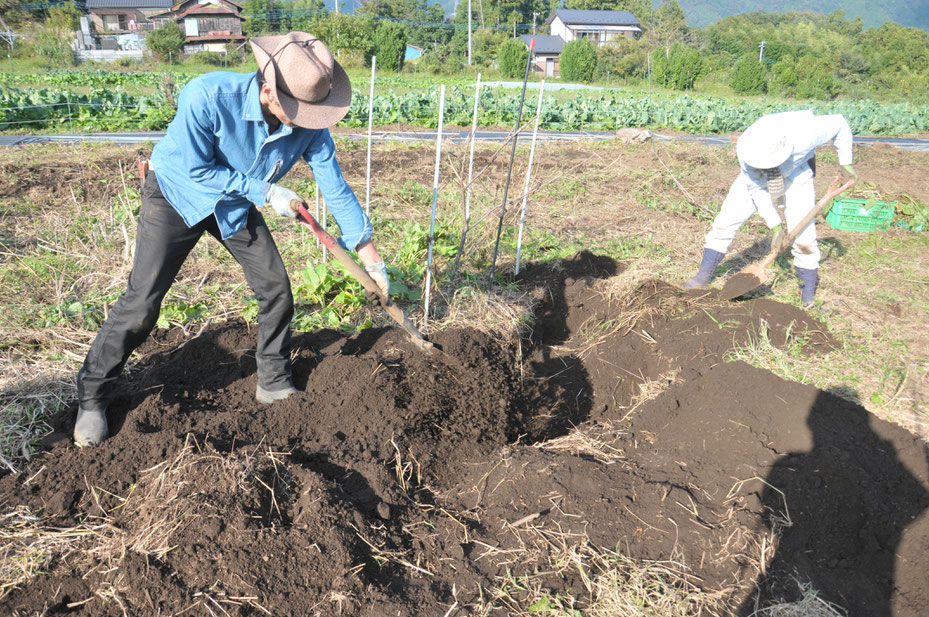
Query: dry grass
0 436 290 610
471 523 731 617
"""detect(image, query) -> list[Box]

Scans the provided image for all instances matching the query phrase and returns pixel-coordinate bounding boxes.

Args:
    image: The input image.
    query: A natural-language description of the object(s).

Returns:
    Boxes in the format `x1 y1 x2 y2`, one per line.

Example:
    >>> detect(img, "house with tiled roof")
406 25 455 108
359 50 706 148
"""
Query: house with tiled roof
152 0 245 56
84 0 173 35
517 9 642 77
546 9 642 46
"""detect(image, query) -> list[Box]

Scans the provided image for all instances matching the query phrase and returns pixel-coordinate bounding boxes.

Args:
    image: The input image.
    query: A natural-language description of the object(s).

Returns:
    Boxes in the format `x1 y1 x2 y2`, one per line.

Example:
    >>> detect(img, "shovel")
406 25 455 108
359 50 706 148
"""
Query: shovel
720 175 856 301
290 199 436 355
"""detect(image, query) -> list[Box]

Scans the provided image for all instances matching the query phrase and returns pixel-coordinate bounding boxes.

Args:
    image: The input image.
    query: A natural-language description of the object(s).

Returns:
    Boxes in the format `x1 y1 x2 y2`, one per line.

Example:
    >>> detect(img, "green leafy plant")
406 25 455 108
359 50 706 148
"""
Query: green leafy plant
730 54 767 95
373 21 407 72
560 39 597 84
146 23 186 62
894 194 928 230
498 38 529 79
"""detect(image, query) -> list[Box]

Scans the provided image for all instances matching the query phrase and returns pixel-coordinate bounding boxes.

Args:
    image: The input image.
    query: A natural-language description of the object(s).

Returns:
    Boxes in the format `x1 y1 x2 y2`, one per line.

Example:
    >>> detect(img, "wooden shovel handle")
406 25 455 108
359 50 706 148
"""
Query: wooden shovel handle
758 175 856 268
289 199 434 351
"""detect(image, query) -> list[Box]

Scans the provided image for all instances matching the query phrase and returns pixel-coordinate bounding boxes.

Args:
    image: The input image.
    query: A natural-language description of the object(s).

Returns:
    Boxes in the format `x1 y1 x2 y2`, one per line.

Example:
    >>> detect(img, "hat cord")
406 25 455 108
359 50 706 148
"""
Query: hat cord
257 37 334 99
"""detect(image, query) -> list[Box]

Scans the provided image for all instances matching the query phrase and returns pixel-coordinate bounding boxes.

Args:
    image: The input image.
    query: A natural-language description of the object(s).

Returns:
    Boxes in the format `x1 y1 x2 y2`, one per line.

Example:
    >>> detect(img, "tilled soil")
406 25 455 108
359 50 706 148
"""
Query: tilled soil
2 252 928 616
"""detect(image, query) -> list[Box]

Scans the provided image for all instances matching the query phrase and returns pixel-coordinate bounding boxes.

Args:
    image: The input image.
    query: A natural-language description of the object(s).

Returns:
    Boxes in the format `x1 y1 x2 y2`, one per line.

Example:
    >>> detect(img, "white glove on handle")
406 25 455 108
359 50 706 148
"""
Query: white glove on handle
266 184 300 219
364 261 390 298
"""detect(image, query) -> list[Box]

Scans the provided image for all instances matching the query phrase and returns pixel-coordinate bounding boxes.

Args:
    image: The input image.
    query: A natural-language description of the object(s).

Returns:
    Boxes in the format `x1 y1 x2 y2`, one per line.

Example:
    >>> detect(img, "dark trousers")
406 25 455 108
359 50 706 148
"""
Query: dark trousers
77 171 294 410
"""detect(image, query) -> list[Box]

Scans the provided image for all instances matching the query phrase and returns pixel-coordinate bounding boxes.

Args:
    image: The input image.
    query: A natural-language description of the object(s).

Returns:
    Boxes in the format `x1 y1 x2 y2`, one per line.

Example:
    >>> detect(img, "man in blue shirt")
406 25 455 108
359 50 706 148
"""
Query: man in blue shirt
74 32 390 446
680 110 857 306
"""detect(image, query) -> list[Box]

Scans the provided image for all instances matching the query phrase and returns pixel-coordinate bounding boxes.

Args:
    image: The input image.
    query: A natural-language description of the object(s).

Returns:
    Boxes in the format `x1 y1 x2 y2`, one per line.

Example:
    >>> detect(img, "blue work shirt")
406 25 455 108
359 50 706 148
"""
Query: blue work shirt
150 71 372 249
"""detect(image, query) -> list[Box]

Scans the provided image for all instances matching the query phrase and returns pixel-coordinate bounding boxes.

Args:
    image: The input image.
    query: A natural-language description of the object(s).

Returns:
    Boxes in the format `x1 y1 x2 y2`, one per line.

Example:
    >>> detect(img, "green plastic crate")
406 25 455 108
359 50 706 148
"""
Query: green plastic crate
825 197 895 232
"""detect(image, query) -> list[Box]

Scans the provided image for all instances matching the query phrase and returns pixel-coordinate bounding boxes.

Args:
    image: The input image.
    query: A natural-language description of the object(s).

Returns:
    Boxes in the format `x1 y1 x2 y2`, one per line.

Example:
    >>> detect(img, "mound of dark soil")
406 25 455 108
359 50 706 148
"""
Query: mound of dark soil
1 251 927 617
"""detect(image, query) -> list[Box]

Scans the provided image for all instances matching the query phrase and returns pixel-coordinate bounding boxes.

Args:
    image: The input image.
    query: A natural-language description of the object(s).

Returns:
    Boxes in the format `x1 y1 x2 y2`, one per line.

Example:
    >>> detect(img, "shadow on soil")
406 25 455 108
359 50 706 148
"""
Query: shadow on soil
744 389 929 617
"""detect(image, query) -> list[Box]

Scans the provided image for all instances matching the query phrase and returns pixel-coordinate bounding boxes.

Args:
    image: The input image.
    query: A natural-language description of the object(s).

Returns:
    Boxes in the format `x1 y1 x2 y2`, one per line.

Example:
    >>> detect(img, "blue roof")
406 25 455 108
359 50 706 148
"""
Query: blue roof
518 35 564 55
546 9 641 27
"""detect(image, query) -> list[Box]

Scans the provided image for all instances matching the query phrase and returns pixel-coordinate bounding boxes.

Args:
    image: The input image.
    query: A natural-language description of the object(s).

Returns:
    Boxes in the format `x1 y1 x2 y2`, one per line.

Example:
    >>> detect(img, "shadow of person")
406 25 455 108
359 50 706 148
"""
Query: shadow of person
743 390 929 616
514 251 619 441
817 236 845 263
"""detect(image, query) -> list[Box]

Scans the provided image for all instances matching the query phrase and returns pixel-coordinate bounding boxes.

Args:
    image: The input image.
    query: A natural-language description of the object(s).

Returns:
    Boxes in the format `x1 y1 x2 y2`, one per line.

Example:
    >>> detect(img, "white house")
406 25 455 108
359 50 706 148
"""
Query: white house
518 10 641 78
546 9 642 47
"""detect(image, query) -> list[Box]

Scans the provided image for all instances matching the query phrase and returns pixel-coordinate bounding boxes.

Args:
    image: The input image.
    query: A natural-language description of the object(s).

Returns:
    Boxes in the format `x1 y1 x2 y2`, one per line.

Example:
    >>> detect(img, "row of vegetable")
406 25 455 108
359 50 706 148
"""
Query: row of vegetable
3 80 929 135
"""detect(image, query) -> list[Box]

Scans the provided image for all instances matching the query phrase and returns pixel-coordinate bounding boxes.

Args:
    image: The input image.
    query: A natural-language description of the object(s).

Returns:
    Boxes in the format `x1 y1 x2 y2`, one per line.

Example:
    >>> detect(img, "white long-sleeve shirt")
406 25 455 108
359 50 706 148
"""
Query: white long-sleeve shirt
739 110 854 227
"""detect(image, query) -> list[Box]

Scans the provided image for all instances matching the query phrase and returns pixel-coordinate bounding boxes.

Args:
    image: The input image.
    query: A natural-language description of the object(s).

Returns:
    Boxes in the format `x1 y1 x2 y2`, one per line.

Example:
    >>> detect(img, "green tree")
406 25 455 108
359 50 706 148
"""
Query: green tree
244 0 270 35
34 1 82 67
312 13 376 59
646 0 687 57
497 38 528 78
652 43 702 90
373 21 406 71
729 53 766 94
560 38 597 82
146 22 185 62
595 37 647 81
288 0 326 32
770 54 798 96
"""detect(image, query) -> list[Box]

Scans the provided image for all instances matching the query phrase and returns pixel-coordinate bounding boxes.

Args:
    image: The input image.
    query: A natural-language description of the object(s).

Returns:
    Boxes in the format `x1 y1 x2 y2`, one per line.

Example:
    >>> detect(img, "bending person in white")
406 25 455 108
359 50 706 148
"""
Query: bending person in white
680 110 857 306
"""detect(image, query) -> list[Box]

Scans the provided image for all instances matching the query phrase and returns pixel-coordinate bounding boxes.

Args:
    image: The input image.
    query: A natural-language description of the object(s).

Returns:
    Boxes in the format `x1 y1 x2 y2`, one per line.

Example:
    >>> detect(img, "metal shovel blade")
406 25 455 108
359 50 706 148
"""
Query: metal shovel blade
720 264 769 301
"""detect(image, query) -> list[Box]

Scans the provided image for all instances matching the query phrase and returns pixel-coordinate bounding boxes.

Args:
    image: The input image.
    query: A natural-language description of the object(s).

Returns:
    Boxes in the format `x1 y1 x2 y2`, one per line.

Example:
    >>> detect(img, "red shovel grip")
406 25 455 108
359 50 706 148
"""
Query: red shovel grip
292 200 338 250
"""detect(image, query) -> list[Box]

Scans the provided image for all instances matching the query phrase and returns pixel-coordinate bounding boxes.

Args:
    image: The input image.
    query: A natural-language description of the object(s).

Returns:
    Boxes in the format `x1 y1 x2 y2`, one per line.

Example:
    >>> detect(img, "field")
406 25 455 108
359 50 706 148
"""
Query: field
0 134 928 616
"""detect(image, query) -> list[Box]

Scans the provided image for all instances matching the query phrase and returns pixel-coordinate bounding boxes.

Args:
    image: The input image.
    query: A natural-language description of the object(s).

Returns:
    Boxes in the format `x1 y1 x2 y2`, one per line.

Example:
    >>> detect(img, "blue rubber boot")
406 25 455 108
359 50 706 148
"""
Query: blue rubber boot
680 249 725 290
796 267 818 307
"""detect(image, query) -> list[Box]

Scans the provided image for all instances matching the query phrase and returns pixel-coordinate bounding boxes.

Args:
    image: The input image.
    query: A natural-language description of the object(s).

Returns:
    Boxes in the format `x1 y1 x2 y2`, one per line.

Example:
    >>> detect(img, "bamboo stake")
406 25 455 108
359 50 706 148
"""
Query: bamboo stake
515 80 544 276
454 72 481 272
365 55 376 217
423 85 446 331
490 38 535 282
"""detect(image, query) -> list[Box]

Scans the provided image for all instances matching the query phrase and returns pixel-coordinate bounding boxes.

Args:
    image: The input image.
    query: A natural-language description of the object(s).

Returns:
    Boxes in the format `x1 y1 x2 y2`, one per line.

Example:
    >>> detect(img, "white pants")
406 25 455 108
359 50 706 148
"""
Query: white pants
705 173 821 270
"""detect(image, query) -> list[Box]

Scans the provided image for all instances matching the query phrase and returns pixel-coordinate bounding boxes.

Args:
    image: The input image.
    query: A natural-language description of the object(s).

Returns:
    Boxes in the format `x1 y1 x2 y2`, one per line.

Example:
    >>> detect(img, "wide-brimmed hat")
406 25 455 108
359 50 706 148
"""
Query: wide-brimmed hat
250 32 352 129
736 115 793 170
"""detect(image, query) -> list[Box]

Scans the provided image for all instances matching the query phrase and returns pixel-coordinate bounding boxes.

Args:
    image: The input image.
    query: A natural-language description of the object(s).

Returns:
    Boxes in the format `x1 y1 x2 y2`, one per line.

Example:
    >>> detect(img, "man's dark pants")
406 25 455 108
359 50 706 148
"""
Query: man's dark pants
77 171 294 411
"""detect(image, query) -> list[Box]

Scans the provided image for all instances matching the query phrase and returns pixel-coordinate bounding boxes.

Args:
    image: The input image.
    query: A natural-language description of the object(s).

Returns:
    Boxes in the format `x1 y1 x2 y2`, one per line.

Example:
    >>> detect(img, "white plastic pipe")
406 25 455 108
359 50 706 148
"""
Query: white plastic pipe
423 85 446 330
466 73 481 235
365 55 376 217
314 183 320 249
515 80 545 276
321 195 328 264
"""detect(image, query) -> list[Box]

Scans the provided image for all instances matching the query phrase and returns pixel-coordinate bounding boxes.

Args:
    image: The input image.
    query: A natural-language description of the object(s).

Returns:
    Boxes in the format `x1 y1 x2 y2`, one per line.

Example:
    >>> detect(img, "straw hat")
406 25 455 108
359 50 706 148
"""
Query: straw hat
250 32 352 129
737 115 793 170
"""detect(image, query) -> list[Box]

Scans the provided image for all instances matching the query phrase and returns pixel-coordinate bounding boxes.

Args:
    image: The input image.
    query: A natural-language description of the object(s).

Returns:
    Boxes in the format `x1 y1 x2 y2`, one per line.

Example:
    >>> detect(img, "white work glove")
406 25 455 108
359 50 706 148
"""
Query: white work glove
265 184 300 219
364 261 390 302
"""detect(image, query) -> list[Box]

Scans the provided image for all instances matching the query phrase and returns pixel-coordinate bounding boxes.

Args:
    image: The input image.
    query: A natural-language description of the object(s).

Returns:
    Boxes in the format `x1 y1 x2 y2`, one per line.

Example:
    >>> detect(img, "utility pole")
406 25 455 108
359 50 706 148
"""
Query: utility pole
759 40 766 63
467 0 472 65
533 12 539 35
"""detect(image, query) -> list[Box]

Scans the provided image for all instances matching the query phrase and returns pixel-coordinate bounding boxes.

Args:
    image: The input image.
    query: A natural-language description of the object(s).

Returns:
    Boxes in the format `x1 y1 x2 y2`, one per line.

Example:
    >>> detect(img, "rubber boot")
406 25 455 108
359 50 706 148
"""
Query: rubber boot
73 406 108 447
256 380 300 404
796 267 818 308
680 249 725 290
